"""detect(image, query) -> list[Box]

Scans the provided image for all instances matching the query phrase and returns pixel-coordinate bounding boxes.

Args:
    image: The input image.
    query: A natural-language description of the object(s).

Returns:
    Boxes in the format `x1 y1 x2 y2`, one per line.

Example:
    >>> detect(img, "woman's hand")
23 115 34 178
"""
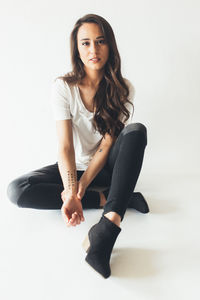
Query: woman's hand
61 181 87 227
76 180 87 202
61 193 84 227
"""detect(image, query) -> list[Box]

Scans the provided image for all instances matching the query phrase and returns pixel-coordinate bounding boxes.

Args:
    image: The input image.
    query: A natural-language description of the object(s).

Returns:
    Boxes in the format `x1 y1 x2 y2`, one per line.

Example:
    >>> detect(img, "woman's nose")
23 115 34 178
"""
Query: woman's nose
89 42 98 54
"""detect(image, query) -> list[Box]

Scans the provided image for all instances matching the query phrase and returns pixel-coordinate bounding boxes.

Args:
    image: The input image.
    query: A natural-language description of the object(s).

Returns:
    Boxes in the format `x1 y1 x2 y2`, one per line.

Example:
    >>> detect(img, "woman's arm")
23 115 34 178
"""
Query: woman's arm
79 133 116 189
56 120 85 226
56 120 77 195
57 149 77 194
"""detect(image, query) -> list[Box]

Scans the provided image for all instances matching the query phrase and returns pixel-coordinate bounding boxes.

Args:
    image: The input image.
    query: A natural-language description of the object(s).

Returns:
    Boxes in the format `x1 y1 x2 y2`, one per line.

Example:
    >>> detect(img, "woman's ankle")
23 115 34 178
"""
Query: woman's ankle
104 212 121 227
99 192 106 208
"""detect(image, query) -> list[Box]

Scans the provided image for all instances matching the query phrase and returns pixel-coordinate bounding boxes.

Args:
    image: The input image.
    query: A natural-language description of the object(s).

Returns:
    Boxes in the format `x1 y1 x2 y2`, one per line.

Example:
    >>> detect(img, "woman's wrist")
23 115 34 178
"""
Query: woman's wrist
78 178 88 190
61 189 76 203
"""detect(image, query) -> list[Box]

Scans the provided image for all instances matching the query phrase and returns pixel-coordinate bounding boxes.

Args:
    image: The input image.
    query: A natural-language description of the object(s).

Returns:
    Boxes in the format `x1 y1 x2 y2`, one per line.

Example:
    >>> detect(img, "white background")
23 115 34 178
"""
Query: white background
1 0 200 299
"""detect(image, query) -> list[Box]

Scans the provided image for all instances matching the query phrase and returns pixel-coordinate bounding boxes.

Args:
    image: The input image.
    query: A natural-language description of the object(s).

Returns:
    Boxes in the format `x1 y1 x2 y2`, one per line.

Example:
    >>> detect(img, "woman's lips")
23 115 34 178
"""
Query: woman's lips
90 58 101 63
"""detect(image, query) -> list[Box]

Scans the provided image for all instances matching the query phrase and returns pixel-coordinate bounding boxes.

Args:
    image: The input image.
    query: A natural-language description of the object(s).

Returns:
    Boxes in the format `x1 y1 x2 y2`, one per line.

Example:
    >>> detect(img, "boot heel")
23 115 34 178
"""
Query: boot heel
82 234 90 253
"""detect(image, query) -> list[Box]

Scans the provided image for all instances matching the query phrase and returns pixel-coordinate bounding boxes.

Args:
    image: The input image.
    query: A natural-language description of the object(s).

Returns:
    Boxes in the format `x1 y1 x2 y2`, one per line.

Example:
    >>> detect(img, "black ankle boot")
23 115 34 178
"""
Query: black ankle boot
102 190 149 214
128 192 149 213
82 215 121 278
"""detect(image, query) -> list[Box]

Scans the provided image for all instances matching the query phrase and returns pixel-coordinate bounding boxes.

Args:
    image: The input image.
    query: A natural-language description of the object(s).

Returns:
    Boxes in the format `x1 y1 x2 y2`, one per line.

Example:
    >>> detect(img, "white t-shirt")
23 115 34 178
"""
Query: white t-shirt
51 76 135 170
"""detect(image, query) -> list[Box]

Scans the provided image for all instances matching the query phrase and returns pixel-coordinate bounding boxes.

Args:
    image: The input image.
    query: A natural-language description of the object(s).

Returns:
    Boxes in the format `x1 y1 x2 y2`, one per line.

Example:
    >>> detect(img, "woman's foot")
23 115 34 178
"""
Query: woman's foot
82 215 122 278
99 191 149 213
128 192 149 213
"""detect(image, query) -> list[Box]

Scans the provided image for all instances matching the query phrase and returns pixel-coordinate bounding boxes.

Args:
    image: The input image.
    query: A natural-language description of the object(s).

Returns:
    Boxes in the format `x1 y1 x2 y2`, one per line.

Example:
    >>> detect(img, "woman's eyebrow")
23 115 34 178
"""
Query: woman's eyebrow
80 35 104 41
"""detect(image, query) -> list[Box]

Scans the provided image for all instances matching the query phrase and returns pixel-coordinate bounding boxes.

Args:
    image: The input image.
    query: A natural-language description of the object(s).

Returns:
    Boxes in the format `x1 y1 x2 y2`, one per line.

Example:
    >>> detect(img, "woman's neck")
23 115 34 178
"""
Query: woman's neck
82 68 104 88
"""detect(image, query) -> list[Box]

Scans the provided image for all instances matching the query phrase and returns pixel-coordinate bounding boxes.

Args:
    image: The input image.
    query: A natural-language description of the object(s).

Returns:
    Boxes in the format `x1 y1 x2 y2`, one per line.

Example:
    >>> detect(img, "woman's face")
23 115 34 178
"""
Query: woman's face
77 23 109 73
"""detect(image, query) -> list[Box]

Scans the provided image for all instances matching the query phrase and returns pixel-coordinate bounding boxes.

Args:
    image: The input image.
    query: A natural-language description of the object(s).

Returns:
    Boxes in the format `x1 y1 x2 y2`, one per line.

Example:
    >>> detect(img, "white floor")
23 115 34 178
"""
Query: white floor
1 172 200 300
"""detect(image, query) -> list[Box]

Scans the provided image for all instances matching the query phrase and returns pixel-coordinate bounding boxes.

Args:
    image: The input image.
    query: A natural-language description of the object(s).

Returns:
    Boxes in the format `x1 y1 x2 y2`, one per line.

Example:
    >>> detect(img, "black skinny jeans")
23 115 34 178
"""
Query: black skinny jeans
7 123 147 222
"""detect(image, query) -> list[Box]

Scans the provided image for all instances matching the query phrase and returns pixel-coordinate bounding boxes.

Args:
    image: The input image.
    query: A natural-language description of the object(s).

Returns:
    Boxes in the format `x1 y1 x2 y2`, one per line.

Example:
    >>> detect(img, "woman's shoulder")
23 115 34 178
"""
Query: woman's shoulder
52 76 70 90
123 77 134 88
123 77 136 101
51 77 75 109
51 75 75 99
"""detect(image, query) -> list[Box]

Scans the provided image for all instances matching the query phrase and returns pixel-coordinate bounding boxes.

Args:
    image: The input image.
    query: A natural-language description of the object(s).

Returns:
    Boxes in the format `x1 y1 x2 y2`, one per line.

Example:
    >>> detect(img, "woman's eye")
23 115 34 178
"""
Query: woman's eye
82 40 105 46
98 40 105 44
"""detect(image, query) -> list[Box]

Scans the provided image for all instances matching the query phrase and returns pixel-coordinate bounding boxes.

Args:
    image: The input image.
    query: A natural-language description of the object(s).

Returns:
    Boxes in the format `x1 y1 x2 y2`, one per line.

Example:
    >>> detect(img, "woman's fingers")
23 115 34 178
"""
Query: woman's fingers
61 207 70 226
77 213 81 224
69 212 79 226
61 205 83 227
61 205 75 227
69 213 76 224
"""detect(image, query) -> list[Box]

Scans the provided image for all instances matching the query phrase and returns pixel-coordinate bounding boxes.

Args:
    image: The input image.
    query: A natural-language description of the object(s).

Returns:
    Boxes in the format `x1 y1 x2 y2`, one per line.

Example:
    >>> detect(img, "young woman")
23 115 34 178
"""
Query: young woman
7 14 148 278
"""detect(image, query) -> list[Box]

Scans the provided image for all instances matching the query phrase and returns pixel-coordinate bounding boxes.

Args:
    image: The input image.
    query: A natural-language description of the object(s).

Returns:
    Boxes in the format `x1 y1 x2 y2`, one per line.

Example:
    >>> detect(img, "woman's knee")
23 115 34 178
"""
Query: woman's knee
7 175 30 207
122 123 147 141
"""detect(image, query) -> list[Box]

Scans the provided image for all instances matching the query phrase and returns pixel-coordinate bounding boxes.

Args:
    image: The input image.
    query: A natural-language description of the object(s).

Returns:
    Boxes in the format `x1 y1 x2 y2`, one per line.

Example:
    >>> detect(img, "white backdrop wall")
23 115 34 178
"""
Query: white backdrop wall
1 0 200 187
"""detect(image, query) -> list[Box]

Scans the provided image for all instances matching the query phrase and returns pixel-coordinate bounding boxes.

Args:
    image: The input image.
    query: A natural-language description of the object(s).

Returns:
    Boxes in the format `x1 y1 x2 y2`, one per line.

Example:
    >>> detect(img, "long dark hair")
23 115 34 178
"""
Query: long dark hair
56 13 134 139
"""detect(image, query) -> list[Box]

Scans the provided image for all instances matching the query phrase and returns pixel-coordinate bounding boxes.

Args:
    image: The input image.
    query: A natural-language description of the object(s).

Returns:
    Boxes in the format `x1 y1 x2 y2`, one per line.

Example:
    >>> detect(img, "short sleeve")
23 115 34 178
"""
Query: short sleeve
120 78 135 126
51 78 72 120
